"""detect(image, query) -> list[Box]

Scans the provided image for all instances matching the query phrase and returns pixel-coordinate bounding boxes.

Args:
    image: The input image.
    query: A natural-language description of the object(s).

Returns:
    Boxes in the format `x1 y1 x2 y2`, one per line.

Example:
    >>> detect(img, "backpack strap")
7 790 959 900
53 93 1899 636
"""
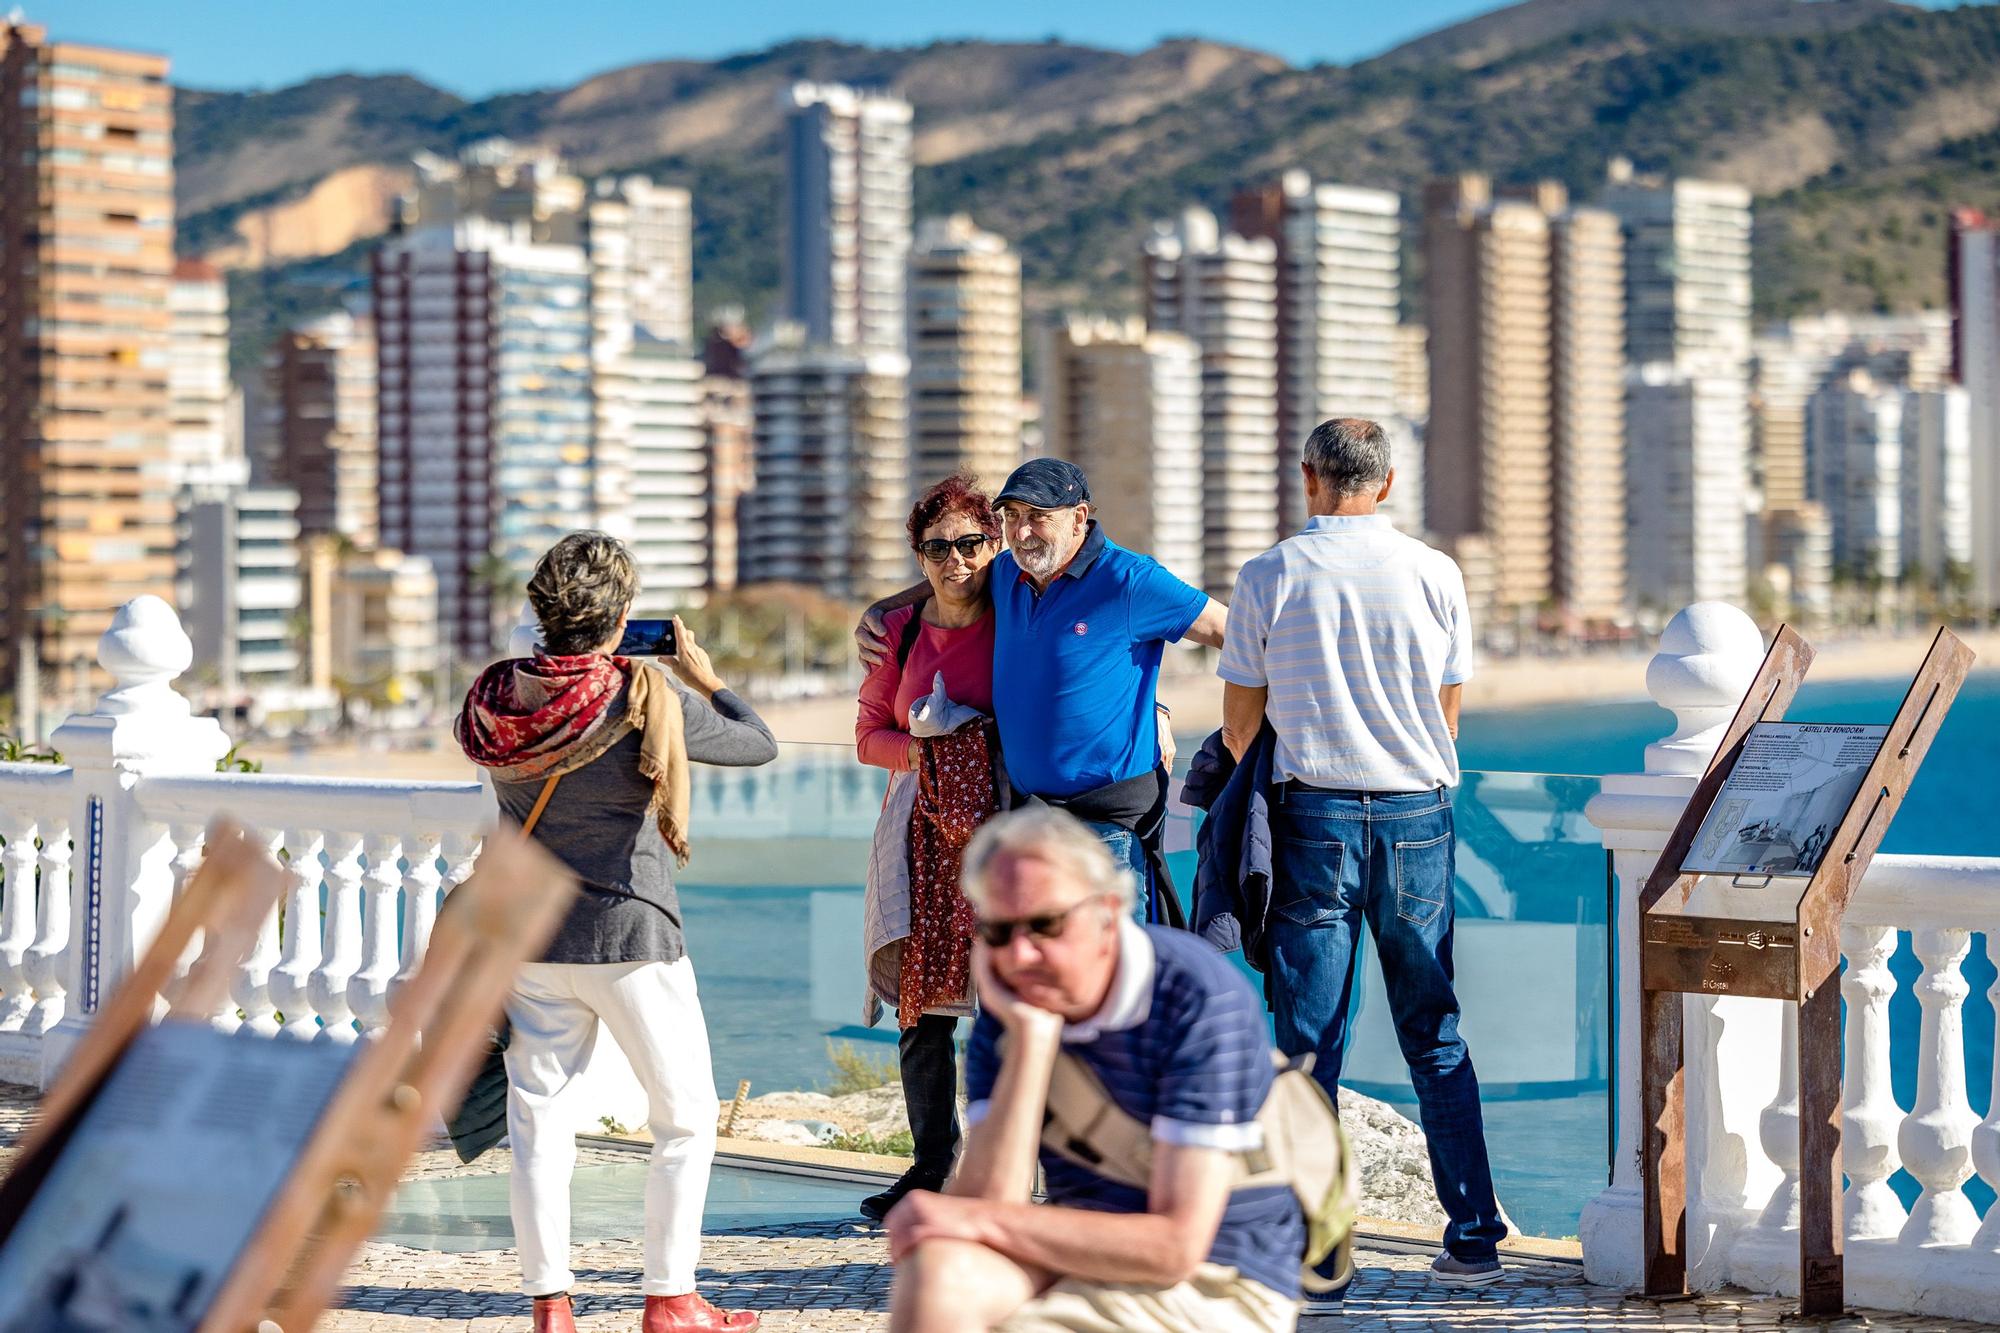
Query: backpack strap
520 774 561 836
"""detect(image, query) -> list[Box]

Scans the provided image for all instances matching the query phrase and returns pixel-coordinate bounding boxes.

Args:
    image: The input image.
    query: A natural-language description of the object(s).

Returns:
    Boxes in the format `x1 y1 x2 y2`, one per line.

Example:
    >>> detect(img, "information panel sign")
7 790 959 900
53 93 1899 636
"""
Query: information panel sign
1681 722 1890 878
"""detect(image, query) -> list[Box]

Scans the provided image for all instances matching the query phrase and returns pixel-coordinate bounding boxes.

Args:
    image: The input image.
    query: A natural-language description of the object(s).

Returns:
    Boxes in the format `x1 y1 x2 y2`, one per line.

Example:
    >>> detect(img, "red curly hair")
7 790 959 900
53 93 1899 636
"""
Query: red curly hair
906 473 1001 550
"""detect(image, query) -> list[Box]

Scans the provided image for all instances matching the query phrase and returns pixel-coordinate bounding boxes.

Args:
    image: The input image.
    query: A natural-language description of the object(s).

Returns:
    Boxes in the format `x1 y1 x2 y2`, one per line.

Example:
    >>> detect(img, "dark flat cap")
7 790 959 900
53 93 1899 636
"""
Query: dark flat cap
996 458 1091 509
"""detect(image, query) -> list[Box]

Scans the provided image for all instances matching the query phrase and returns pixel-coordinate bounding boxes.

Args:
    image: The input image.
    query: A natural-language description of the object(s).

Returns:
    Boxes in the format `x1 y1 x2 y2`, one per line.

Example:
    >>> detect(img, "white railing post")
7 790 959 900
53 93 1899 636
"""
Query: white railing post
1897 927 1979 1248
268 826 326 1040
0 812 39 1030
350 832 404 1037
44 596 230 1082
1580 601 1775 1290
1838 923 1906 1241
309 830 366 1043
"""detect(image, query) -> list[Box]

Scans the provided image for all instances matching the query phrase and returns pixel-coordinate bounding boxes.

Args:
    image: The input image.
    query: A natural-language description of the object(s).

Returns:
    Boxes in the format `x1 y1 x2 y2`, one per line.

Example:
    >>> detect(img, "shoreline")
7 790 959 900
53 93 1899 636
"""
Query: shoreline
249 629 1999 780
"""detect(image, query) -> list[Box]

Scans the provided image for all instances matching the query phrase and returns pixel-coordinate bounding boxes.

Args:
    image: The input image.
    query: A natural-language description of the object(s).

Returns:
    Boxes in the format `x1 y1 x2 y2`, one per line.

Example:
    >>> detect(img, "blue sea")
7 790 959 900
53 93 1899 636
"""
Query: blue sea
680 667 2000 1239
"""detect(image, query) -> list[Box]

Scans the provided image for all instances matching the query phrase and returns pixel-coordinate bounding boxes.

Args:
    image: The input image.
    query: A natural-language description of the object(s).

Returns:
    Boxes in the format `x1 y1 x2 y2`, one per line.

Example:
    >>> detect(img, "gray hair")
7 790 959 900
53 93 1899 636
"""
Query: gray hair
959 807 1137 916
1302 417 1391 498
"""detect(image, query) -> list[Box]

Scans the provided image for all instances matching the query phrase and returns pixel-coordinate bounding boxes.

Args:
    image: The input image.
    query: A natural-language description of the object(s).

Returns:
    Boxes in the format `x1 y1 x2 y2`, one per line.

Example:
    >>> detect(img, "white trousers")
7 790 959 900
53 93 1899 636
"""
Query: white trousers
505 958 720 1297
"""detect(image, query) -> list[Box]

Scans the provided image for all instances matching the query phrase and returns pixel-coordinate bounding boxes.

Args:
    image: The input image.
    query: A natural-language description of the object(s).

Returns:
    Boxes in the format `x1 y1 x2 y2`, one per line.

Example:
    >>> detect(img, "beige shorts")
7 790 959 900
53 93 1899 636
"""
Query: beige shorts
992 1263 1297 1333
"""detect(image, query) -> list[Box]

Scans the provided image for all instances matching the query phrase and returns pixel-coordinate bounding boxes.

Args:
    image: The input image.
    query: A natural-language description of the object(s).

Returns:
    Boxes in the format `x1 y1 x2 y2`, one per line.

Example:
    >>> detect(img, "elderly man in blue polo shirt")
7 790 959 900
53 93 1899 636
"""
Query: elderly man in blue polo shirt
886 806 1302 1333
861 459 1227 923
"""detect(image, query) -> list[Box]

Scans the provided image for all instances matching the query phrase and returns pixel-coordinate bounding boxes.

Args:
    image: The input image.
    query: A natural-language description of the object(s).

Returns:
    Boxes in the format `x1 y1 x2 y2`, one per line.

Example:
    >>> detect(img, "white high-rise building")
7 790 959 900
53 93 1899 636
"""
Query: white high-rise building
1627 363 1751 609
1603 161 1753 371
590 175 695 348
1142 208 1280 595
1231 173 1406 532
1604 162 1753 609
618 338 711 614
910 215 1022 491
1039 316 1204 588
374 219 598 655
178 485 304 692
741 329 911 600
1949 210 2000 611
168 259 247 491
1901 386 1974 585
1807 369 1906 581
780 83 913 355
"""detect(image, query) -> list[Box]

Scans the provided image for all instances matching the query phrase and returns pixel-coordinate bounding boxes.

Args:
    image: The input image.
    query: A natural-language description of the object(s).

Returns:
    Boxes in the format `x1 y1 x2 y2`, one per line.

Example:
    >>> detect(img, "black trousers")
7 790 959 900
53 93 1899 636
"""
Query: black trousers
898 1013 960 1178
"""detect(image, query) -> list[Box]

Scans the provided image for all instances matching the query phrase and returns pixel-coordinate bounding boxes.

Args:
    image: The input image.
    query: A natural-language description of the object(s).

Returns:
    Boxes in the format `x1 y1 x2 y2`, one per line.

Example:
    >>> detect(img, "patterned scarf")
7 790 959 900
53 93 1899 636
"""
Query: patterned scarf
900 726 995 1026
455 652 691 865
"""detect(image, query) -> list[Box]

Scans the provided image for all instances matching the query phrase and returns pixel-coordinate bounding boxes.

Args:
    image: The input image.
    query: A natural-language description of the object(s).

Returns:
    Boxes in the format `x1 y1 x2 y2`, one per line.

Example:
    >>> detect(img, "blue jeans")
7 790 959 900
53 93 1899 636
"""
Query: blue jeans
1083 821 1157 922
1265 785 1507 1261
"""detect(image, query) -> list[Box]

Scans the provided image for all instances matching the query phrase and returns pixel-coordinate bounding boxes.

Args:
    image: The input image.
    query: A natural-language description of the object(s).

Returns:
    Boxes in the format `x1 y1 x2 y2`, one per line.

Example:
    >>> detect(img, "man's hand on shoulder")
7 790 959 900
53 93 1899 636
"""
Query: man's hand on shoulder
855 581 931 669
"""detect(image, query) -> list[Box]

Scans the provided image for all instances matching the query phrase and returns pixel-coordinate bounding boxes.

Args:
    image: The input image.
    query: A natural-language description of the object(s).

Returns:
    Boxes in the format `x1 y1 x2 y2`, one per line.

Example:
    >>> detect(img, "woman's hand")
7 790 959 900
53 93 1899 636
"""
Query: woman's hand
907 737 924 769
663 616 725 699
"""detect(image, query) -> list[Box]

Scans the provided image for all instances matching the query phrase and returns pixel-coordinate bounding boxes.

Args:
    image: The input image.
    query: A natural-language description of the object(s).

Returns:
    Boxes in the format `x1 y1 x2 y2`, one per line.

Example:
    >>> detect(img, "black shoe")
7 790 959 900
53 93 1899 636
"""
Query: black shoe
859 1168 945 1223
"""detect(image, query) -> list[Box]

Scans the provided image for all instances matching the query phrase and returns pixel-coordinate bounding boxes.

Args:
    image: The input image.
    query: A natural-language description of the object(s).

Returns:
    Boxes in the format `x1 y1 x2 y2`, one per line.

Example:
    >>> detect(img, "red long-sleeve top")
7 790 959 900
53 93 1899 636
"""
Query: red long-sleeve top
855 603 997 770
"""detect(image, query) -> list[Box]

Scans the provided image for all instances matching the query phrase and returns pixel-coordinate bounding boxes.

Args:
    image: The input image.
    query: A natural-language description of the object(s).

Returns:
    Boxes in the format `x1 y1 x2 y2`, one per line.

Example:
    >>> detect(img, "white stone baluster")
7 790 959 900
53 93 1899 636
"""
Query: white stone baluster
0 814 39 1029
1899 927 1980 1247
162 821 206 1006
229 827 285 1035
267 827 326 1040
394 832 445 998
1971 936 2000 1250
441 831 481 900
1841 923 1906 1239
1730 1004 1801 1290
22 816 71 1038
349 832 404 1036
308 831 365 1044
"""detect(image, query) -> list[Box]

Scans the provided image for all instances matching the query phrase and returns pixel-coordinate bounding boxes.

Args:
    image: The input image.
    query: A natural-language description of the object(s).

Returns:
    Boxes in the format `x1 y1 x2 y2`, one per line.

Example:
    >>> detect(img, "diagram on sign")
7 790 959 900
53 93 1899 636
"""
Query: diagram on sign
1682 722 1891 878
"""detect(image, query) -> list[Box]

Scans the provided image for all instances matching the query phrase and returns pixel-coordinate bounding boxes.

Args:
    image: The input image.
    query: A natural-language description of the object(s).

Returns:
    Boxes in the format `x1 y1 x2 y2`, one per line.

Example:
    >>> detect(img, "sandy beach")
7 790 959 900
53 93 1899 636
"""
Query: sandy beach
248 627 1999 782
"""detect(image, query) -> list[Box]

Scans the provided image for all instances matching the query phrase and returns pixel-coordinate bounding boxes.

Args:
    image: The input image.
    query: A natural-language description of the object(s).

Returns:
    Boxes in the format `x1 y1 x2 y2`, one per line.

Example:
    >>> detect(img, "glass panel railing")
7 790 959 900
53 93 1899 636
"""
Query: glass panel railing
677 740 1608 1239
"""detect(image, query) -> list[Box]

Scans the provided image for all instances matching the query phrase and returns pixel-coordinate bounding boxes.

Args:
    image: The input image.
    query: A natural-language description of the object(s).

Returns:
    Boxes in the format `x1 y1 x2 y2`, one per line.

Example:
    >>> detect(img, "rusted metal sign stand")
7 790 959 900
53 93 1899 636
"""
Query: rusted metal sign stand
1638 625 1973 1318
0 821 575 1332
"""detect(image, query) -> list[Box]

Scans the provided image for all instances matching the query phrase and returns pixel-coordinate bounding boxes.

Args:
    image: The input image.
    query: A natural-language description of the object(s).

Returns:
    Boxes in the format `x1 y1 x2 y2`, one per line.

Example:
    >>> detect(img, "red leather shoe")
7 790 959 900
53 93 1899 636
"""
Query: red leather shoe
532 1294 577 1333
642 1292 760 1331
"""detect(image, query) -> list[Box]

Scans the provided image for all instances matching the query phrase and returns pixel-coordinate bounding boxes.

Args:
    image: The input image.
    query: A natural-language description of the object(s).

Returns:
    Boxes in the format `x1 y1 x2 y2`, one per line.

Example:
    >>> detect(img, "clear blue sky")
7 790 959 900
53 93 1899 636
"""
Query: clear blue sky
42 0 1971 96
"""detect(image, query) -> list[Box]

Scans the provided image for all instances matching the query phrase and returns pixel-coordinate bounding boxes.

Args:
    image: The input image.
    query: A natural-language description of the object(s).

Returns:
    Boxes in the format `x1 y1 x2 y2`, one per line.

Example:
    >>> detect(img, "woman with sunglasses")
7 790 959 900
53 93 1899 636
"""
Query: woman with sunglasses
854 474 1003 1222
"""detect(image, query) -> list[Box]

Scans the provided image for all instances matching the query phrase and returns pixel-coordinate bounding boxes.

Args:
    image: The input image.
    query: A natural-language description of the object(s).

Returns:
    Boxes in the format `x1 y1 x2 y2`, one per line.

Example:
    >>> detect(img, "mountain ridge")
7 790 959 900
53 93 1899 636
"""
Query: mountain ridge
171 1 2000 371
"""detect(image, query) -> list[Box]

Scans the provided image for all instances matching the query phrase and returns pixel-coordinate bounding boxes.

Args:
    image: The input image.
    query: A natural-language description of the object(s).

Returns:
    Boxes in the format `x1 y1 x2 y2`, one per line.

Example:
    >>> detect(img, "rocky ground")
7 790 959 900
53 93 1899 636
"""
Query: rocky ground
721 1080 1451 1229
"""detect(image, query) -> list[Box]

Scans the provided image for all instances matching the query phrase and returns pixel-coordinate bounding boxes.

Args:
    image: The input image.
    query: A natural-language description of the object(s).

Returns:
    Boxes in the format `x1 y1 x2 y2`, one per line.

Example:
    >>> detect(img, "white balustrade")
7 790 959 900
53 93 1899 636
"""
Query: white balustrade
1899 928 1979 1248
1585 602 2000 1320
1839 923 1903 1241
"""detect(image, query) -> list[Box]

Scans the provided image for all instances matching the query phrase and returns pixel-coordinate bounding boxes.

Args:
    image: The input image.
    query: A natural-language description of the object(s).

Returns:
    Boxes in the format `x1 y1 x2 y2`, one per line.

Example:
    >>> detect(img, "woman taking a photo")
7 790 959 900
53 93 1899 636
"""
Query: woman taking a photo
456 531 777 1333
854 475 1003 1222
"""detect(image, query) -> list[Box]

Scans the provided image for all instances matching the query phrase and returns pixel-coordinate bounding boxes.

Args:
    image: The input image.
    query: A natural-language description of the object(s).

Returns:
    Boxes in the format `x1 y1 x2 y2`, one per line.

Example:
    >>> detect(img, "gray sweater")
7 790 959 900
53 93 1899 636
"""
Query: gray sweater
492 680 778 965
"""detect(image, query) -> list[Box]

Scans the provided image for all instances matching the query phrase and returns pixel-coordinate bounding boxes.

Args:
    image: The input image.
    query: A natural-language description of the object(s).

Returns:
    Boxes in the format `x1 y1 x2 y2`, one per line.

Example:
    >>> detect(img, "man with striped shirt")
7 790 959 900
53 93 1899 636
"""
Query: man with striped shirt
1219 418 1506 1292
886 807 1301 1332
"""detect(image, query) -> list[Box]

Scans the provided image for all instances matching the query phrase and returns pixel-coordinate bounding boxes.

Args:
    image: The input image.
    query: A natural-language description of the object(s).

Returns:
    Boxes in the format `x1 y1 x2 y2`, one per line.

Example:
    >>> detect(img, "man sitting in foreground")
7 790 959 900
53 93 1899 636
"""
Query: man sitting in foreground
886 807 1301 1333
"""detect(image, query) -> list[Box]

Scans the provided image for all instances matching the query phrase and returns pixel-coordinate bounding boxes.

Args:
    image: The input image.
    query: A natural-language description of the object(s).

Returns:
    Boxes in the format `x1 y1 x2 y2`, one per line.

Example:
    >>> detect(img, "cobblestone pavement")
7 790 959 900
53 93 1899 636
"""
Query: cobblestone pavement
324 1218 2000 1333
3 1083 1994 1331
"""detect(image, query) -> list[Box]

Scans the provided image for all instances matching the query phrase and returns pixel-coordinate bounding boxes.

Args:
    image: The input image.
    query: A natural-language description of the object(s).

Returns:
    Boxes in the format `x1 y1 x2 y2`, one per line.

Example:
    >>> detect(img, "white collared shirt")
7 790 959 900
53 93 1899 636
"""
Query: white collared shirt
1220 513 1472 791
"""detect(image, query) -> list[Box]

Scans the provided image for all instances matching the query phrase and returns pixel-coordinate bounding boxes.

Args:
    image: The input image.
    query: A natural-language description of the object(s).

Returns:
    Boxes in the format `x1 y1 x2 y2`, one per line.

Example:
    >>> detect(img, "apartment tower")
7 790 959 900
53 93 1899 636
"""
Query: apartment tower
1039 316 1204 588
1231 172 1406 533
0 21 177 687
1424 175 1628 622
780 83 913 354
909 215 1022 491
1142 208 1280 596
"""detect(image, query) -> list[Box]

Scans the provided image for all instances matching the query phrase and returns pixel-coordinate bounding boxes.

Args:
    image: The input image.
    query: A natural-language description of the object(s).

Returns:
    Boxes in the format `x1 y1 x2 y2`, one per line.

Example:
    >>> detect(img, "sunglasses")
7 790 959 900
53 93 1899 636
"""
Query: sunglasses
975 897 1102 948
916 534 992 563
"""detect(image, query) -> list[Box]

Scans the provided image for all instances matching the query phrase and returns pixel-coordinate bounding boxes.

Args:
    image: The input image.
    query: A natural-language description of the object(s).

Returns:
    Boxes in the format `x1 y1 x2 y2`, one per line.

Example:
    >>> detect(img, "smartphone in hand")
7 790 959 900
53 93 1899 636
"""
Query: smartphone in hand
615 618 678 658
